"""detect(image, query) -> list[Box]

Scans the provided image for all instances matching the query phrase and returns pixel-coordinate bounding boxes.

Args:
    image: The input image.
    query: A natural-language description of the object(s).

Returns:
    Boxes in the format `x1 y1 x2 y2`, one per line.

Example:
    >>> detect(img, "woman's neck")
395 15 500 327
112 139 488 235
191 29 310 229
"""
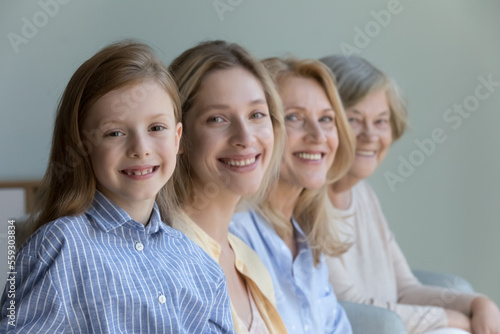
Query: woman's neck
328 174 361 210
271 178 303 220
184 189 240 246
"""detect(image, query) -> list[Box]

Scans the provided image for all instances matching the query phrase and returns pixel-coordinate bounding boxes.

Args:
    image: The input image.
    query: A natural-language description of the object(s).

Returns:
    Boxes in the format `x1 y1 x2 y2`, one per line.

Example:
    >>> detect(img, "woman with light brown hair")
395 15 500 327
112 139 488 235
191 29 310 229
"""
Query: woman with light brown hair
230 57 355 333
321 54 500 334
169 40 288 333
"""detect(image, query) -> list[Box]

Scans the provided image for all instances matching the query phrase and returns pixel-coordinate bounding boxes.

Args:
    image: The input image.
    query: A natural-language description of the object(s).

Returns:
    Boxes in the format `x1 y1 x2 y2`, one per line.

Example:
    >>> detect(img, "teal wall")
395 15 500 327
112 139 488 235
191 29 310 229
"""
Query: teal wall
1 0 499 305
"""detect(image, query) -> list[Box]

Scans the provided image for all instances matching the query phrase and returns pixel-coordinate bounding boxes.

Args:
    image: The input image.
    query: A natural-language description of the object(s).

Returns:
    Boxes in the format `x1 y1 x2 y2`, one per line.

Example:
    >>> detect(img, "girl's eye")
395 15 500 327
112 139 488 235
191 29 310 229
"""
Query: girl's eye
348 117 357 123
150 125 166 132
207 116 224 123
106 131 124 137
285 114 299 122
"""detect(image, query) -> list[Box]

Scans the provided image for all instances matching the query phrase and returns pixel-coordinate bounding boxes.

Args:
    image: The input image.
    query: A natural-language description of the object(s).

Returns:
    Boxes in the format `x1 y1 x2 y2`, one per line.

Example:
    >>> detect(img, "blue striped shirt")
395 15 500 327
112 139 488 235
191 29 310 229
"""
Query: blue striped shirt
230 210 352 334
1 191 235 333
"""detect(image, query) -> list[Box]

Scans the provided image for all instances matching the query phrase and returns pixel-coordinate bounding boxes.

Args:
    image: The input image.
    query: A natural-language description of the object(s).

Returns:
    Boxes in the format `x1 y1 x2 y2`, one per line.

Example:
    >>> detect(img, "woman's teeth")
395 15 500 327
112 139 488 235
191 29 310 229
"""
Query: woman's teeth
356 150 376 156
222 157 256 167
295 152 322 161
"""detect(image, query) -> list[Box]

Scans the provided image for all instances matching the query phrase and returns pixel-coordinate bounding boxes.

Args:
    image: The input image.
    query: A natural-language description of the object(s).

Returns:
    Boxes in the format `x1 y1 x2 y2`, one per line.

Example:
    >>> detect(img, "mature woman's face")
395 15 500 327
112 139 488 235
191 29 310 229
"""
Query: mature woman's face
278 76 339 190
183 67 274 198
345 89 393 181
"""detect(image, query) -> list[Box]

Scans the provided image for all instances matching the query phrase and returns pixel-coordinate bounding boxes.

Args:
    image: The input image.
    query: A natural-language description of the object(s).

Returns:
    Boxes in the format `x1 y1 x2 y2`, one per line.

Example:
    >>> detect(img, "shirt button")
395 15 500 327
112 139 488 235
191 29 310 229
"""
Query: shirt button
158 294 166 304
135 242 144 251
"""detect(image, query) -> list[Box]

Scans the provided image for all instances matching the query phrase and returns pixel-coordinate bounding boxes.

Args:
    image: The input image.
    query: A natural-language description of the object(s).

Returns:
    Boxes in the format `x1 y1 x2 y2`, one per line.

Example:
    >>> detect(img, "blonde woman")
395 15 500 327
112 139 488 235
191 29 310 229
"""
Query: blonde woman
231 58 355 333
168 41 287 333
321 54 500 334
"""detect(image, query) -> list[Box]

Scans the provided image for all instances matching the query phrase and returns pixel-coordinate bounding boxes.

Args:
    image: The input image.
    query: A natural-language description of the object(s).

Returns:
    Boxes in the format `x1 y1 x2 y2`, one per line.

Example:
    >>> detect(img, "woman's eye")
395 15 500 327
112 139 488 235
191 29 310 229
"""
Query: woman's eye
250 111 267 119
319 116 333 123
376 119 389 125
150 125 166 132
207 116 224 123
285 114 298 122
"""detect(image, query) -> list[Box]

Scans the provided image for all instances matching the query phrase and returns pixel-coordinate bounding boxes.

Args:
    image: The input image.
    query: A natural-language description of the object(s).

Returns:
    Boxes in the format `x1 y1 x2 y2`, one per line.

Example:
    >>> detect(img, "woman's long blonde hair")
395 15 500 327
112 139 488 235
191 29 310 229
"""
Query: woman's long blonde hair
27 40 181 237
169 40 285 214
257 58 355 264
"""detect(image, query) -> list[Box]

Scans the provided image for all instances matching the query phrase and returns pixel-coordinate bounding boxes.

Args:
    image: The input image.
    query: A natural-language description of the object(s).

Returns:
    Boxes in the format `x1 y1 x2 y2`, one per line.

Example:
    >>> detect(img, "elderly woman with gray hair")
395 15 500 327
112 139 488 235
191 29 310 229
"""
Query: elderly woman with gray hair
321 55 500 334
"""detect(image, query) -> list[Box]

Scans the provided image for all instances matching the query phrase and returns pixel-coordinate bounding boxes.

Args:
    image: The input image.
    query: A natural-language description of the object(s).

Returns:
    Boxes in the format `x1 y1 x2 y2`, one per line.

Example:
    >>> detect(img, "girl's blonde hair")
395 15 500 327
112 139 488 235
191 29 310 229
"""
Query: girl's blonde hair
320 55 408 141
28 40 181 236
169 40 285 213
258 58 356 264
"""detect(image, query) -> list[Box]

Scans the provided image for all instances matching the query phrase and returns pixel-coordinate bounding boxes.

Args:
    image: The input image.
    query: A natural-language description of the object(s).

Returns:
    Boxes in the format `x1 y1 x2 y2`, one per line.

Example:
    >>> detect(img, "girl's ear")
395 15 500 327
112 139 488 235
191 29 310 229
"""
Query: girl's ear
175 122 183 154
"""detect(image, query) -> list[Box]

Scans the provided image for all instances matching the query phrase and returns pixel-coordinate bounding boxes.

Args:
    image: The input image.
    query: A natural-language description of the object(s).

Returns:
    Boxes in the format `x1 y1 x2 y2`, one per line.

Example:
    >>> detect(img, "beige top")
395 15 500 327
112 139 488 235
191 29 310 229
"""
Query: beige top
172 215 287 334
326 181 479 334
237 285 271 334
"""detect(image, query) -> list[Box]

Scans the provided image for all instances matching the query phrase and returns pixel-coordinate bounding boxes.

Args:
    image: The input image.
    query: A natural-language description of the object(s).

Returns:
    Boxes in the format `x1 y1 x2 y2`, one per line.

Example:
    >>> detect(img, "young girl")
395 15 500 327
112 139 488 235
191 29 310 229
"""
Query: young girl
168 40 288 333
0 40 234 333
230 58 355 333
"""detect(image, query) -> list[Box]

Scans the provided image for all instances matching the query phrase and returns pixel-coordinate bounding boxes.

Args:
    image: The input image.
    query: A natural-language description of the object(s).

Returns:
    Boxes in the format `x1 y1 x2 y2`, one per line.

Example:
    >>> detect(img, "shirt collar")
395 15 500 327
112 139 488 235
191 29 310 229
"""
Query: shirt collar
87 191 170 235
171 213 221 260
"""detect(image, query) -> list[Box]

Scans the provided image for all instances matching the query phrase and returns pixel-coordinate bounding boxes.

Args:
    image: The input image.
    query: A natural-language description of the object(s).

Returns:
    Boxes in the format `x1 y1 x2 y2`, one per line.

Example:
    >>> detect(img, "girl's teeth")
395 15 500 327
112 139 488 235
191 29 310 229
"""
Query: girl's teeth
223 157 256 167
125 168 153 176
296 152 322 160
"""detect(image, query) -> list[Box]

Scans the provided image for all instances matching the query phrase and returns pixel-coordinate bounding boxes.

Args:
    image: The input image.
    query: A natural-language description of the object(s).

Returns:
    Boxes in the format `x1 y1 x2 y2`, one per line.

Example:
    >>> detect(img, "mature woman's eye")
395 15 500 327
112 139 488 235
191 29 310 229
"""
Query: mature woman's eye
285 114 298 122
320 116 333 122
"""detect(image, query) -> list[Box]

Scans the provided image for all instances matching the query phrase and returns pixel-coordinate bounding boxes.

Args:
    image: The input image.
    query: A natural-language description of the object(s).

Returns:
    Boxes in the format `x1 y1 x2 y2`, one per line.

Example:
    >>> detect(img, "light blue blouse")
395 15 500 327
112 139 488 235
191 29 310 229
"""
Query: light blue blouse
230 210 352 334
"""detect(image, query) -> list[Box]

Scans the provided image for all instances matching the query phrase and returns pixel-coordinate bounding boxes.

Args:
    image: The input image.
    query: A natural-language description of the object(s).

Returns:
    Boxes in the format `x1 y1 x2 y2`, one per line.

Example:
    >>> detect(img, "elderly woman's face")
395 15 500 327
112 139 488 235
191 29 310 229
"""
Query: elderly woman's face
345 89 393 181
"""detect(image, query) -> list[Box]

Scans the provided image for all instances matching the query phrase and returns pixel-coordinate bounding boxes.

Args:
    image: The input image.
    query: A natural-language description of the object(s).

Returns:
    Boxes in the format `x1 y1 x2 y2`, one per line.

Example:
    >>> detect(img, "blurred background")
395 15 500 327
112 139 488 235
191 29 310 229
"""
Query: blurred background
1 0 499 304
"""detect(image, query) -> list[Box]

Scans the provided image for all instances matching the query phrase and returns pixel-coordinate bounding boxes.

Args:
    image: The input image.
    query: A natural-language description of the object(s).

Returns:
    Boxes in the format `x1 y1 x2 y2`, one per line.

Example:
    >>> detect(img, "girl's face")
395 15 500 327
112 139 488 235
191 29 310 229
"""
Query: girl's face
345 89 393 181
83 80 182 209
183 67 274 198
278 76 339 190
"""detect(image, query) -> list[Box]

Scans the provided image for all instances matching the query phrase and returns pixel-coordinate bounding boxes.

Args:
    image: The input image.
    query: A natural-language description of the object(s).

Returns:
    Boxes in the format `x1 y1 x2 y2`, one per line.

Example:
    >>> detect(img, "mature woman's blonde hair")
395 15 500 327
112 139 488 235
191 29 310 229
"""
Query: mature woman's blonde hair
319 55 408 141
28 40 181 236
257 58 356 264
169 40 285 212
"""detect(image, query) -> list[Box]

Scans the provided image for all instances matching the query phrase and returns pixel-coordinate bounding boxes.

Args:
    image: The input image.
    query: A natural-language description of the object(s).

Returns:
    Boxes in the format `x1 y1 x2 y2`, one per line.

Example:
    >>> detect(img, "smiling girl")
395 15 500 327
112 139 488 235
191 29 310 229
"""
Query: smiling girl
0 40 234 333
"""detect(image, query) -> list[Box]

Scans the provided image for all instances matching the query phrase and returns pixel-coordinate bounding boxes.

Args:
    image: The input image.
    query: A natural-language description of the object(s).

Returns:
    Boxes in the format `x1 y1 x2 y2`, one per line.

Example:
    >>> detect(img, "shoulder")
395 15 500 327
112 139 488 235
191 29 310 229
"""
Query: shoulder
19 213 90 260
230 210 267 247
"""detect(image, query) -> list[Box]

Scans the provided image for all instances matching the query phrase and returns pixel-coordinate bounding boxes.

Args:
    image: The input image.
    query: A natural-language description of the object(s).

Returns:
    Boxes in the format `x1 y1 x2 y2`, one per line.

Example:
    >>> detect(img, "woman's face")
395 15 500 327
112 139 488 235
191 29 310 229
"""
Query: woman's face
183 67 274 198
278 76 339 190
345 89 393 181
